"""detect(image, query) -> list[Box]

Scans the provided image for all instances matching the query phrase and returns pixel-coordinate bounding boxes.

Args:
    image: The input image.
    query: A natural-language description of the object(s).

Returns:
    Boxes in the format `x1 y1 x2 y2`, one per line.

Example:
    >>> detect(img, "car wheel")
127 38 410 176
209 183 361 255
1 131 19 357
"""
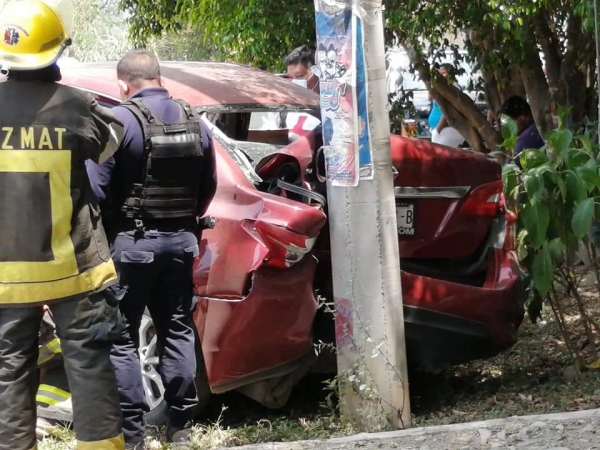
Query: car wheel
139 312 168 426
139 311 211 426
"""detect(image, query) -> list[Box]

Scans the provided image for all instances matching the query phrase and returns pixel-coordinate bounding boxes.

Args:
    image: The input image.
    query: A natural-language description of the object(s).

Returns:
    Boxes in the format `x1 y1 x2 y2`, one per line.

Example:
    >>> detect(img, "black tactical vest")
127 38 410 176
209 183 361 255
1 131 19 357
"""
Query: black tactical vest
119 98 206 220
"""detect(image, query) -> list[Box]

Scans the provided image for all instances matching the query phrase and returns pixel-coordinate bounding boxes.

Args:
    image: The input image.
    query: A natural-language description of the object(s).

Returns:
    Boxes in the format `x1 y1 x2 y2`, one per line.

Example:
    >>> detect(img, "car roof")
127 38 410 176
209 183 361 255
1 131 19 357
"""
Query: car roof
59 61 320 111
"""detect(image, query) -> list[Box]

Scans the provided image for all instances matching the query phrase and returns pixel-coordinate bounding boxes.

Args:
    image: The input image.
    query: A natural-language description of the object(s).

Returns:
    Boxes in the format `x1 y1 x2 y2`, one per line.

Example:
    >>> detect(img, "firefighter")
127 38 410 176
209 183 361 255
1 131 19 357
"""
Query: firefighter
86 50 217 449
36 310 73 438
0 1 126 449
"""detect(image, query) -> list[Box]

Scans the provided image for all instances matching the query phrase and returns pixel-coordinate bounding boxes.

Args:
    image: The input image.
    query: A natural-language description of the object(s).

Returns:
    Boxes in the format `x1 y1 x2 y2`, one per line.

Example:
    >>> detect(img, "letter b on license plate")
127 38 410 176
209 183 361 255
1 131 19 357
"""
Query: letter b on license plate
396 201 415 236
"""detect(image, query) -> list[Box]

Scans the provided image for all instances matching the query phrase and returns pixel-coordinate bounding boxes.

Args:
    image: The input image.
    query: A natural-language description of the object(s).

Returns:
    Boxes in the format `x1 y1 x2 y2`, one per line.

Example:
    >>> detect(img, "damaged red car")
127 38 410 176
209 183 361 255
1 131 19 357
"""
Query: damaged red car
58 60 525 423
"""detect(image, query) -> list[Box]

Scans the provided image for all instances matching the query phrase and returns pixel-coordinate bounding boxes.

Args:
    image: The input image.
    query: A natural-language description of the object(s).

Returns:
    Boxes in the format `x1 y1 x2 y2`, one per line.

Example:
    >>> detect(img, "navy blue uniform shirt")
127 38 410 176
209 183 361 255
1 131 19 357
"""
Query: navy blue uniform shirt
86 87 217 224
514 122 545 168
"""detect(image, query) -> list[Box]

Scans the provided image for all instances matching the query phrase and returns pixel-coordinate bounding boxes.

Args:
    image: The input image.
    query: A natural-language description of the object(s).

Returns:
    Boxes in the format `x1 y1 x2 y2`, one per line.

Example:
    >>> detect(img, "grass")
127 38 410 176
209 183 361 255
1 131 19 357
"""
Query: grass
39 277 600 449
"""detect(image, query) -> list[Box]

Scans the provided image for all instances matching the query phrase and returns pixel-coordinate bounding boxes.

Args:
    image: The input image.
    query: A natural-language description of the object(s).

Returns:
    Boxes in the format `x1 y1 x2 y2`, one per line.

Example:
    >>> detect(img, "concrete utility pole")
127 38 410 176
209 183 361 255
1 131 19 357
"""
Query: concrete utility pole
594 0 600 139
314 0 411 431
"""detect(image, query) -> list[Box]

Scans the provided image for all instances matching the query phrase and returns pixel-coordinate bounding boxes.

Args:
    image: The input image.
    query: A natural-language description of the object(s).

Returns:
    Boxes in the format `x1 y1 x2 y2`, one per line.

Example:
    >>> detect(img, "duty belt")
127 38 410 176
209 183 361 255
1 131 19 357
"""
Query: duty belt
114 217 197 233
112 216 215 234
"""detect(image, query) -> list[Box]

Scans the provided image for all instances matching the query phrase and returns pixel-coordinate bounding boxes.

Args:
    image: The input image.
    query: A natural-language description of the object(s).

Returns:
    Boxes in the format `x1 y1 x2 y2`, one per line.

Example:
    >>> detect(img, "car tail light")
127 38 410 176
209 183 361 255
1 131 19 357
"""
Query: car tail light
504 208 518 251
254 221 318 269
459 180 504 218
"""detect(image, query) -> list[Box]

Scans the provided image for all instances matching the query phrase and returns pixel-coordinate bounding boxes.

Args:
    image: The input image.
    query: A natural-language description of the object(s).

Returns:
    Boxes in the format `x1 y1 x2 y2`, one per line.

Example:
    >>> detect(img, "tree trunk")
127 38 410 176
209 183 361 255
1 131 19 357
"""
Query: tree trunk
560 12 585 125
468 30 503 120
505 69 527 101
433 77 502 149
468 28 525 118
534 8 562 105
482 66 503 121
585 48 598 120
519 35 554 135
401 41 502 151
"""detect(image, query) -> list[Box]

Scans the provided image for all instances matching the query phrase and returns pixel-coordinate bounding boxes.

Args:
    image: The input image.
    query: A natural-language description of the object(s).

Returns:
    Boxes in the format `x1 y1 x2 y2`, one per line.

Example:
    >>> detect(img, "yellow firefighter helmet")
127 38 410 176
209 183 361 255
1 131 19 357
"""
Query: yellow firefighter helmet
0 0 73 71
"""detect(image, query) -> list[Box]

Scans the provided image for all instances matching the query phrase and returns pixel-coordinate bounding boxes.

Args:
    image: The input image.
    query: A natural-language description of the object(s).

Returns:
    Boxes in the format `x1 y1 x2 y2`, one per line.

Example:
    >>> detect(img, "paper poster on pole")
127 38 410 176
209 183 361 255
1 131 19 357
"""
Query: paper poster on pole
314 1 374 185
354 15 374 180
315 0 358 186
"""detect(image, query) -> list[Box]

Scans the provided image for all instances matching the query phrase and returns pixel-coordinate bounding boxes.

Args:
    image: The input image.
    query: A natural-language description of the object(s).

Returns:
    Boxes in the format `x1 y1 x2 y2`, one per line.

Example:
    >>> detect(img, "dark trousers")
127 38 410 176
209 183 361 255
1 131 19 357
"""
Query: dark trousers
109 229 199 444
0 292 123 450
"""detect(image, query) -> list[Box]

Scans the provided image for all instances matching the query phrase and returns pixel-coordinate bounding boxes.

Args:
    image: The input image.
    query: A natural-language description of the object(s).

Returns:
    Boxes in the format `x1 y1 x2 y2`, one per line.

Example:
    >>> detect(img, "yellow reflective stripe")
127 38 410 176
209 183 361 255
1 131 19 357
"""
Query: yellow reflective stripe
38 351 60 366
77 433 125 450
40 338 61 353
38 338 62 365
36 394 59 406
0 149 77 283
46 338 62 353
40 384 70 398
37 384 71 406
38 355 54 366
0 260 117 304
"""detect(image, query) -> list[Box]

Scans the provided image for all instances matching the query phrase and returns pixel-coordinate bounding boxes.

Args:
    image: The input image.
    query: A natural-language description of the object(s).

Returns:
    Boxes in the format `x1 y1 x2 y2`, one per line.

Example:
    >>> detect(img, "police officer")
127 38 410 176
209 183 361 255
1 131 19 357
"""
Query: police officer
0 1 126 449
86 50 217 449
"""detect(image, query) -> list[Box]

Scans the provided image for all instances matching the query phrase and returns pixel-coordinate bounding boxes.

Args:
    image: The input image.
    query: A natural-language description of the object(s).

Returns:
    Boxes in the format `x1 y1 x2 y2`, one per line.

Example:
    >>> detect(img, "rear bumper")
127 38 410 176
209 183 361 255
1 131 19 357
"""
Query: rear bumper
402 249 525 369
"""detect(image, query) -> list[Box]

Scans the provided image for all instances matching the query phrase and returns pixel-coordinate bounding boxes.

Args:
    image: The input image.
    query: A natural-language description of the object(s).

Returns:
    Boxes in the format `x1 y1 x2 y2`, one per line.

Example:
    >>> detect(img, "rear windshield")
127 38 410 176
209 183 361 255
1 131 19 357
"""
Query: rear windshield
208 109 321 164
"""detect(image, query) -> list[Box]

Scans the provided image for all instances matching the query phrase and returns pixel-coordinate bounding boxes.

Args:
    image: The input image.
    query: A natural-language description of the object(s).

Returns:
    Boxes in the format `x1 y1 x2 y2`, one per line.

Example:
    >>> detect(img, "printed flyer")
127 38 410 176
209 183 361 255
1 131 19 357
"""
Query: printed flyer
314 0 374 185
315 0 358 186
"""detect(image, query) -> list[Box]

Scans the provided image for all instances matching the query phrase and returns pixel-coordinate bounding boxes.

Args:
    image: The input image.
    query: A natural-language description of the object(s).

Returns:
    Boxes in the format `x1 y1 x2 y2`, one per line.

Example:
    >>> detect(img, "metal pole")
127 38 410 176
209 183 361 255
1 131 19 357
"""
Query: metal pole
314 0 411 430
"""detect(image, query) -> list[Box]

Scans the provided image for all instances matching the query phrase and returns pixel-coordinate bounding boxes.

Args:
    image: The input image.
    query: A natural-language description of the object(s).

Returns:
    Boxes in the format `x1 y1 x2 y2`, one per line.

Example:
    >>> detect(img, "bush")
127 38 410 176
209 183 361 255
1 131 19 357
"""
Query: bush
496 110 600 369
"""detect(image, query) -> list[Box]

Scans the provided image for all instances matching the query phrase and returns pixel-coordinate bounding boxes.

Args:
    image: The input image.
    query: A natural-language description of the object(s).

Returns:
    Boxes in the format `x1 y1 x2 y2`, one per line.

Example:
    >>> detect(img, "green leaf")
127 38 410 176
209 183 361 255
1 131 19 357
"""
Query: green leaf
521 202 549 249
524 173 543 204
577 135 593 152
566 171 587 202
517 229 529 261
556 176 567 201
502 163 520 200
501 136 518 151
566 149 592 171
572 197 596 239
501 115 518 140
547 237 564 259
546 129 573 156
532 246 554 297
520 148 549 170
576 158 599 191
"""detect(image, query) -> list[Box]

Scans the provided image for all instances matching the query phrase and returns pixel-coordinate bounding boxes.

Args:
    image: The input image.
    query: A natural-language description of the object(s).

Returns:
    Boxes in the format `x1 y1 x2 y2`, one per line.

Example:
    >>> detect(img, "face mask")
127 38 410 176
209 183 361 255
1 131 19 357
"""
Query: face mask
292 78 308 88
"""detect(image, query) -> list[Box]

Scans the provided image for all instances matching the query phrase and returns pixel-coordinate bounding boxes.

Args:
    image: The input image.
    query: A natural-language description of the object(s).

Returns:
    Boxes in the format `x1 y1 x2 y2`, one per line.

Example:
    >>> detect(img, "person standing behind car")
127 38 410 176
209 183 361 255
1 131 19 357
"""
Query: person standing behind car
428 63 465 147
86 49 217 449
0 1 125 449
284 45 322 142
284 46 328 149
285 44 320 93
500 95 545 168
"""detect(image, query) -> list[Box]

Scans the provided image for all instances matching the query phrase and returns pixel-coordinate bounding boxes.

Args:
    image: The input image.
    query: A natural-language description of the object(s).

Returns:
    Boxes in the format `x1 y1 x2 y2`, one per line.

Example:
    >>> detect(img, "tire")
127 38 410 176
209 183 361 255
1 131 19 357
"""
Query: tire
139 311 211 426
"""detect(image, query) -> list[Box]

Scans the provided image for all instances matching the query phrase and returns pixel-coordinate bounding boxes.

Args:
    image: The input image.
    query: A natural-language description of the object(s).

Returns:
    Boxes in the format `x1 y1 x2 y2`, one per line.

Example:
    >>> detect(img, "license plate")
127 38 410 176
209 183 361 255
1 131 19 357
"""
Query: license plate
396 201 415 236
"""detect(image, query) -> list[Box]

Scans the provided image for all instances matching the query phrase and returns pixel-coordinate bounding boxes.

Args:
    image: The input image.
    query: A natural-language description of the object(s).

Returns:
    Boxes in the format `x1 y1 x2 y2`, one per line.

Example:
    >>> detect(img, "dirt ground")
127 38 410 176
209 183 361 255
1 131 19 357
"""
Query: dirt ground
39 272 600 450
